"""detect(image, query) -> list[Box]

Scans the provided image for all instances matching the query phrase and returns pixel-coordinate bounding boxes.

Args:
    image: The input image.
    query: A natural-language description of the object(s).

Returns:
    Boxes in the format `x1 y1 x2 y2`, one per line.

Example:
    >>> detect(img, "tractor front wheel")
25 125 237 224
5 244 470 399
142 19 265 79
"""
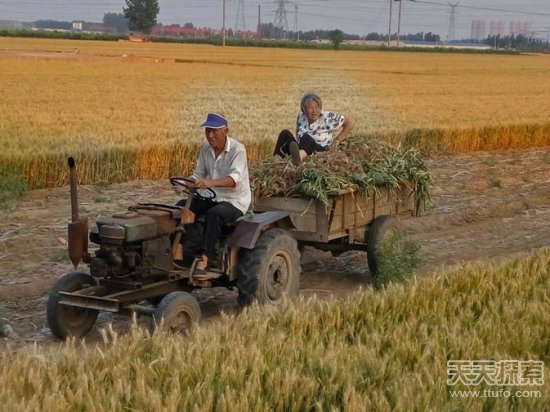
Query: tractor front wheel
47 272 99 339
152 292 201 334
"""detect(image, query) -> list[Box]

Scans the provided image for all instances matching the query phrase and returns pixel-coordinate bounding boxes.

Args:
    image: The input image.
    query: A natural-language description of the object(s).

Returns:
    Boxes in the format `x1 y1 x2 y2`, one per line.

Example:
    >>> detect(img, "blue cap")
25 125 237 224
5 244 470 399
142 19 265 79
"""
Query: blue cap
200 113 228 129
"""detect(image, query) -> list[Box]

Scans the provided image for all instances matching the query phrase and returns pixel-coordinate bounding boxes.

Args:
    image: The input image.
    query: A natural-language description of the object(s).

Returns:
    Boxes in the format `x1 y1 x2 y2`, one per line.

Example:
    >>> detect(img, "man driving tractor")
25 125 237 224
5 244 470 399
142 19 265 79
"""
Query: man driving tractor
176 113 251 276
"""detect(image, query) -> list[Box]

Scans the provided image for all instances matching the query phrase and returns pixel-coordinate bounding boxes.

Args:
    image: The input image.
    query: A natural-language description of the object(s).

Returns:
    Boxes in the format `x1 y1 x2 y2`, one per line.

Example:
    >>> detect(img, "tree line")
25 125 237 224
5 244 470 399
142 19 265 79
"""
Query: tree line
19 0 550 52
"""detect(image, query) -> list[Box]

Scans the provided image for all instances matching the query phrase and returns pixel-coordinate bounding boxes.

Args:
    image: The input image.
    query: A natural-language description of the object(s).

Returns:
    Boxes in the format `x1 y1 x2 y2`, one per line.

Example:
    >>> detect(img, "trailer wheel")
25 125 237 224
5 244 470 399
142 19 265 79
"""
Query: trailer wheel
152 292 200 334
47 272 99 339
366 215 403 276
237 228 301 307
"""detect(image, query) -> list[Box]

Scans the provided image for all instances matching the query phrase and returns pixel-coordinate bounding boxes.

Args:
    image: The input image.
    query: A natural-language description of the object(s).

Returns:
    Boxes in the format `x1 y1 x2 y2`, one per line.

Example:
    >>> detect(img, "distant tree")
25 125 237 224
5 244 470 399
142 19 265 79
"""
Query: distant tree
366 32 381 40
123 0 159 35
259 23 276 38
184 22 194 29
424 32 440 43
486 34 546 52
330 29 344 49
103 12 128 33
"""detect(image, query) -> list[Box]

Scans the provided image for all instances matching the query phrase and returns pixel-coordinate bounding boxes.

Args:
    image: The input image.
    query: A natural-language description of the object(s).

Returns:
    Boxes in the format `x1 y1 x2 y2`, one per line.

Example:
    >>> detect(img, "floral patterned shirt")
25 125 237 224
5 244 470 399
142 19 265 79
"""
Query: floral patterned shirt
296 111 346 148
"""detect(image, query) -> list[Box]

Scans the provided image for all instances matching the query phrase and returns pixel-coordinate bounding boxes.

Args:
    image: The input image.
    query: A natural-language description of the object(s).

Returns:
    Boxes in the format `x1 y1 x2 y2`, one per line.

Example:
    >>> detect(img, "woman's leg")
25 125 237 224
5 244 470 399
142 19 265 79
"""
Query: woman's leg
273 129 296 158
298 134 321 156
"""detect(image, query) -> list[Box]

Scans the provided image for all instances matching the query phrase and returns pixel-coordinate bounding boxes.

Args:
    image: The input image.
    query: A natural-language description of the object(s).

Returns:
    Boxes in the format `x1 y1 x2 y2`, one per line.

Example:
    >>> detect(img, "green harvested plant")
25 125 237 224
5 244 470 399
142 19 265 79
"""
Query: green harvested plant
251 135 433 208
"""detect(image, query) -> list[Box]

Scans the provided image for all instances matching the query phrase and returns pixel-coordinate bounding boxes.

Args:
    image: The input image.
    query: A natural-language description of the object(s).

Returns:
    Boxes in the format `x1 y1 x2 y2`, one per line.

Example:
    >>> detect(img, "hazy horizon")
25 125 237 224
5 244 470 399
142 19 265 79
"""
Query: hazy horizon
1 0 549 39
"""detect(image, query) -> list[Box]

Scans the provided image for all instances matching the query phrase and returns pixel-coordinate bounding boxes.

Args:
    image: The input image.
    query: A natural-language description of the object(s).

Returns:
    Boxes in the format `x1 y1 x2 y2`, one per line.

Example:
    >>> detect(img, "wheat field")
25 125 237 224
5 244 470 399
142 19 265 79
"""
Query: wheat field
0 248 548 410
0 37 549 187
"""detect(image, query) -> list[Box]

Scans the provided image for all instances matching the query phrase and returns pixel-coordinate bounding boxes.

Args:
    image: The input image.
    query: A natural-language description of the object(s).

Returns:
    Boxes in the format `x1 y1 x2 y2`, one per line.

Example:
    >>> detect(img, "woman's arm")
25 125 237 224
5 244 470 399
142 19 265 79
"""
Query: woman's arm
332 115 354 149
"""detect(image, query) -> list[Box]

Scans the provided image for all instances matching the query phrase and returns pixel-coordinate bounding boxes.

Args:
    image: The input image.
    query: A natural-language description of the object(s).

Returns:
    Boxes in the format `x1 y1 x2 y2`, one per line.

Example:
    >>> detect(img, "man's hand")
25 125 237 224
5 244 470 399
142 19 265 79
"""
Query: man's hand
194 178 213 189
171 185 184 195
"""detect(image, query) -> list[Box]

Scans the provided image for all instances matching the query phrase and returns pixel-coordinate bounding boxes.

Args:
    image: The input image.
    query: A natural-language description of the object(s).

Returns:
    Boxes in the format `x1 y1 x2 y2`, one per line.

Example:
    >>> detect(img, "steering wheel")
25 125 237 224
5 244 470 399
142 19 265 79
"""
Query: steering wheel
170 176 216 201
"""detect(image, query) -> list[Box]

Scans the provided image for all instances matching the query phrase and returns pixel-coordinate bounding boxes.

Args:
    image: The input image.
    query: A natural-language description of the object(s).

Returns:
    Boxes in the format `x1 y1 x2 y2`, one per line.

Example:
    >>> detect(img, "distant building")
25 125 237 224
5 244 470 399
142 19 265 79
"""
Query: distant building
489 20 507 37
151 24 258 38
152 24 216 37
72 21 114 33
232 30 259 38
510 21 533 38
470 20 486 40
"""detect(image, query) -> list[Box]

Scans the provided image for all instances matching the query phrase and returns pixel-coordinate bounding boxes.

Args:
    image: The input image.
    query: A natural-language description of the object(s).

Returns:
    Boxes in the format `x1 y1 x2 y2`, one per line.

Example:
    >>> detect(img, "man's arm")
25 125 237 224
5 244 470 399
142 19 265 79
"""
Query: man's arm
194 146 246 189
194 176 235 189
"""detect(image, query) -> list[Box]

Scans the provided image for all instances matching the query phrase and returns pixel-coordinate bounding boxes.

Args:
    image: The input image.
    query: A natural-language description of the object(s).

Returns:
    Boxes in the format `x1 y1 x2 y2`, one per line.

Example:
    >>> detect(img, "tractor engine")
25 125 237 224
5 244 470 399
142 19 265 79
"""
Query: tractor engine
89 208 178 281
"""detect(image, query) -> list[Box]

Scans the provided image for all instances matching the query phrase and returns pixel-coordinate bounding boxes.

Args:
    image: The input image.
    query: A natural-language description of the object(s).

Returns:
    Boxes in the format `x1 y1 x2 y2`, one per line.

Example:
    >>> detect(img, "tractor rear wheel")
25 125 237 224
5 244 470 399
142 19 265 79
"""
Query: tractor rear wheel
152 292 200 334
236 228 301 307
47 272 99 339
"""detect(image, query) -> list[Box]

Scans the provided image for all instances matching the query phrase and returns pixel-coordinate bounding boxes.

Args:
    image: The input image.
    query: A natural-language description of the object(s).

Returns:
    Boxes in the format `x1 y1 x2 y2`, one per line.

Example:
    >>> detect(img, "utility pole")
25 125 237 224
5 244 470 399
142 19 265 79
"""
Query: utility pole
388 0 393 46
397 0 402 47
294 4 299 41
257 5 261 37
222 0 226 46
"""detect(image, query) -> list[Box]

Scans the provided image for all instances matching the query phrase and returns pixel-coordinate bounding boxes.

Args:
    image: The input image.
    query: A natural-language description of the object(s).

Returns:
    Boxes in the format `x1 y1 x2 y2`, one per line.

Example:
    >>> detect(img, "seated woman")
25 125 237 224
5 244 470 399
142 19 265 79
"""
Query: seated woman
273 93 354 165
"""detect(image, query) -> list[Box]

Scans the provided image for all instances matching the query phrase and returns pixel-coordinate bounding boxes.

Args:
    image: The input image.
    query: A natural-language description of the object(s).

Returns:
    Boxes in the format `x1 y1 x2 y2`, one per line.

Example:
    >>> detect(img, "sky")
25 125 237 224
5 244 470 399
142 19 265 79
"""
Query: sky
1 0 549 39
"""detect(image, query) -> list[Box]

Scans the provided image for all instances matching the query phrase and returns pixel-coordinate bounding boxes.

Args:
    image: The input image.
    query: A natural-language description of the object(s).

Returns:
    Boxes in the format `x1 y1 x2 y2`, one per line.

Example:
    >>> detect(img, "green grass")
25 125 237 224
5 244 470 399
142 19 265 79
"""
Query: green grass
490 176 503 188
0 315 6 338
482 158 499 167
0 170 28 209
373 236 422 290
50 248 70 264
0 248 548 410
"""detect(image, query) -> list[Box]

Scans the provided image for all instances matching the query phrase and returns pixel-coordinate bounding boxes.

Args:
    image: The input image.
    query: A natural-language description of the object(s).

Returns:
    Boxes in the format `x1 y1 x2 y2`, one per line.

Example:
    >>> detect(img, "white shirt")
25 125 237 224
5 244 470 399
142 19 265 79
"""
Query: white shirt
191 137 251 215
296 111 346 148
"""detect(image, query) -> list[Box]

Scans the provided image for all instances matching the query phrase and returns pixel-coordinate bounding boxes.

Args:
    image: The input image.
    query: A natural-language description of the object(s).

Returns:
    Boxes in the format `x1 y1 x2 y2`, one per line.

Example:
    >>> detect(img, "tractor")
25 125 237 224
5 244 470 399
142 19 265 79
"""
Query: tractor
47 158 300 339
47 157 415 339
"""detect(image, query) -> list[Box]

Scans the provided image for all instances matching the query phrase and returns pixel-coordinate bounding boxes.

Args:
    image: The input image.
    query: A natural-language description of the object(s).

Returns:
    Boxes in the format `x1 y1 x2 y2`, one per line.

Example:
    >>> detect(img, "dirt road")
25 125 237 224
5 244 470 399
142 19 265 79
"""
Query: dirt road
1 147 549 345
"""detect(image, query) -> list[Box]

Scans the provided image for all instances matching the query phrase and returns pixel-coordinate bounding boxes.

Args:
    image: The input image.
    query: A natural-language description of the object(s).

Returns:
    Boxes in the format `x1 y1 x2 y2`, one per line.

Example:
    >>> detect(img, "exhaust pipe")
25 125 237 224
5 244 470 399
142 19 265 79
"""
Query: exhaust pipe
67 157 88 268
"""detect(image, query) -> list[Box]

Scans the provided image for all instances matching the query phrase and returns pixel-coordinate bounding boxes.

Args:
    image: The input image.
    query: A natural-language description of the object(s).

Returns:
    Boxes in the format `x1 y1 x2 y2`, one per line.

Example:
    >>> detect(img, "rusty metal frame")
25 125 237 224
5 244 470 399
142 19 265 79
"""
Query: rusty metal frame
58 277 193 312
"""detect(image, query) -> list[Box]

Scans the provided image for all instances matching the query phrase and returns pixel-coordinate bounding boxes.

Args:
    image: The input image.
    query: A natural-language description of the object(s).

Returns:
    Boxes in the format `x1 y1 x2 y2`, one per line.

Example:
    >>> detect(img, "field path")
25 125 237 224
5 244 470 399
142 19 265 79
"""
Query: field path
1 147 549 345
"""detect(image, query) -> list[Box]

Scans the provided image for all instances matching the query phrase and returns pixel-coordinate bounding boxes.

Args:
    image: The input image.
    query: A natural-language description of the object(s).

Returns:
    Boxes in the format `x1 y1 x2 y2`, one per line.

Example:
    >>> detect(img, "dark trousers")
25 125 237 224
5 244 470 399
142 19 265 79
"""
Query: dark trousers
178 198 243 261
273 129 329 157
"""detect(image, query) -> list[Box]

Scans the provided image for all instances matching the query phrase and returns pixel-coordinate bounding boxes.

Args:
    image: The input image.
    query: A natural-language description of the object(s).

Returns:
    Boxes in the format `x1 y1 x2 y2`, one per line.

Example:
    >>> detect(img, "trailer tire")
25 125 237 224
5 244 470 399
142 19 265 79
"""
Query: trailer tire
152 292 200 334
366 215 403 276
237 228 301 307
47 272 99 340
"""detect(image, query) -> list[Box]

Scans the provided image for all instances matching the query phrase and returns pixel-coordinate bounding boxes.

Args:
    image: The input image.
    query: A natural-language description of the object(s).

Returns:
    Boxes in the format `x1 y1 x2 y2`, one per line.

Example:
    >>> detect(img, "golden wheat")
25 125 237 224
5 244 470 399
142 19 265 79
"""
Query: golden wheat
0 248 548 410
0 37 549 188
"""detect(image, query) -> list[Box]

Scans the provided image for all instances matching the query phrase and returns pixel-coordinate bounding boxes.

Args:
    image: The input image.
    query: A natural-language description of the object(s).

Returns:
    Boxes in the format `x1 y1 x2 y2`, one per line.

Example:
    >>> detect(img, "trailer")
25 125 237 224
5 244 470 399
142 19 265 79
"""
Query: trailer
254 183 417 274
